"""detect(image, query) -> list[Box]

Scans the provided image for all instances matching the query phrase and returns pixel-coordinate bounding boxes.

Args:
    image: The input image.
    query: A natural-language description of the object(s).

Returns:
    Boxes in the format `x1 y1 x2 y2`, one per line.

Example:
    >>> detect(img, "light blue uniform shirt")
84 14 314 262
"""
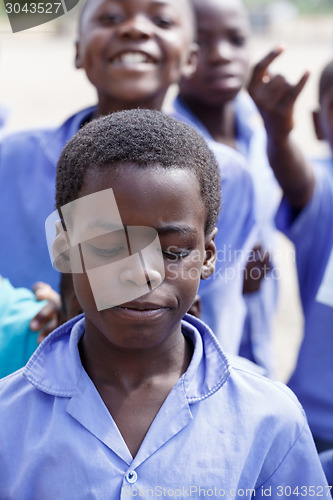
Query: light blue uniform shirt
0 106 95 291
276 158 333 442
172 95 280 375
171 108 256 355
0 314 328 498
0 277 47 378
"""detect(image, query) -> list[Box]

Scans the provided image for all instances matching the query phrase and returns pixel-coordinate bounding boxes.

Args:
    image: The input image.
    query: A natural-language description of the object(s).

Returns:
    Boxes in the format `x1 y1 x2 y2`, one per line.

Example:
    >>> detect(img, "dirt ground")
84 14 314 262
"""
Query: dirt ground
0 8 332 381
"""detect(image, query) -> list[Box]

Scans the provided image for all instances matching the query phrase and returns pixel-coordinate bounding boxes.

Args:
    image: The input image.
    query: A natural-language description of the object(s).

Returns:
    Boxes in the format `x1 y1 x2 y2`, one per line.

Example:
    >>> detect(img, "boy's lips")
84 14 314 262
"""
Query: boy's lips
112 301 170 320
117 300 167 311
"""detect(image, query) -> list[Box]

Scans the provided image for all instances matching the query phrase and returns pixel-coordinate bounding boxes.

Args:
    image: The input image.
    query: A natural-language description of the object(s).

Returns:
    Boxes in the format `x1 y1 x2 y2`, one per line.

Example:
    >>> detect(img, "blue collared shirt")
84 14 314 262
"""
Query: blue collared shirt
171 108 256 354
172 95 280 375
276 157 333 441
0 106 95 291
0 314 328 498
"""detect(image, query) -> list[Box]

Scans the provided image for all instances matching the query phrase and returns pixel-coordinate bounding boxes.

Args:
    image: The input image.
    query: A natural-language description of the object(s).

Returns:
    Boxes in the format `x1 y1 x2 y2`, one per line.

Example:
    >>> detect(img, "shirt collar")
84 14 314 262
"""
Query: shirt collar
23 313 231 401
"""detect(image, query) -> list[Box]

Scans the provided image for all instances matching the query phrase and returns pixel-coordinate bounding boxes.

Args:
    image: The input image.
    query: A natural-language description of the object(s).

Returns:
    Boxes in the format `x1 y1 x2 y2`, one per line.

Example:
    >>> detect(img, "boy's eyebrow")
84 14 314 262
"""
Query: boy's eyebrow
156 225 197 236
81 220 197 236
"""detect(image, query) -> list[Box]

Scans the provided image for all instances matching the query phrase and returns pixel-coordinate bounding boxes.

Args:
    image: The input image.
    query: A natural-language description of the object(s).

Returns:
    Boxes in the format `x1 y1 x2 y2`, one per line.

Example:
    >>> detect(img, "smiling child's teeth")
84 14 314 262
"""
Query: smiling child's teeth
120 52 148 64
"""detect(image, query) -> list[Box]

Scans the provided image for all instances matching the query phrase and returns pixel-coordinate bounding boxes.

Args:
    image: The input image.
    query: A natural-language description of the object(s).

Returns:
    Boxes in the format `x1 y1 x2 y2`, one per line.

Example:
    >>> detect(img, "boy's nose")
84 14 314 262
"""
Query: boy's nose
117 15 153 40
208 40 233 64
120 262 163 289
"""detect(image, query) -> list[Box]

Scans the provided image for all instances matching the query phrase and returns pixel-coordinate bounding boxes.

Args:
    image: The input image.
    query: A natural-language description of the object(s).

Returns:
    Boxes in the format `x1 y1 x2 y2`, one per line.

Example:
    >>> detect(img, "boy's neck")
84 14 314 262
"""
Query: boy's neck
79 318 193 392
95 92 167 117
181 95 237 149
79 318 193 458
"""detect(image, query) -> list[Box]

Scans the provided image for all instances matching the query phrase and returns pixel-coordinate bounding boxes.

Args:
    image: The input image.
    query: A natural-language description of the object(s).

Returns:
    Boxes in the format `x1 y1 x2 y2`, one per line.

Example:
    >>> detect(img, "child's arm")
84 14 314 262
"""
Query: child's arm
29 282 61 342
248 47 315 209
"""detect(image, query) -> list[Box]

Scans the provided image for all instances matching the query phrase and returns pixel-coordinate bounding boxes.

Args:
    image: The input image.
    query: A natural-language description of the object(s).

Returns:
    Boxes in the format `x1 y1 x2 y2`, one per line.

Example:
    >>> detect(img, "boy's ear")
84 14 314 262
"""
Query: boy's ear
52 221 72 273
201 227 218 280
312 109 325 141
74 39 83 69
181 42 199 80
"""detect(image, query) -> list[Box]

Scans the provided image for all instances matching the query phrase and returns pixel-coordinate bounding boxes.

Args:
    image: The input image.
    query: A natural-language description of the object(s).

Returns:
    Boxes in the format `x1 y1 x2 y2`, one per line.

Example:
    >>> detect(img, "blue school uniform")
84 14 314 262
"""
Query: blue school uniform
177 105 256 353
0 106 95 291
320 449 333 486
0 313 328 499
276 158 333 443
0 277 47 378
0 107 255 355
172 94 281 375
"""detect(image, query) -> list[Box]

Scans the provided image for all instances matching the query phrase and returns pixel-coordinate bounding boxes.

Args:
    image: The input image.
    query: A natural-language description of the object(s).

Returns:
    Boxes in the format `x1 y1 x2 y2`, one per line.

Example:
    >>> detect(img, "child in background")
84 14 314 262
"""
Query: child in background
0 110 327 498
249 53 333 451
0 0 256 355
172 0 280 375
0 278 58 377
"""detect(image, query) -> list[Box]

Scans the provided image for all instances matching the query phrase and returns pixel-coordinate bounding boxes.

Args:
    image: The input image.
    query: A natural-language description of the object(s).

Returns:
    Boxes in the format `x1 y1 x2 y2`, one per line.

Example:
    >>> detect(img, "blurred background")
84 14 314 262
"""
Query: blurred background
0 0 332 380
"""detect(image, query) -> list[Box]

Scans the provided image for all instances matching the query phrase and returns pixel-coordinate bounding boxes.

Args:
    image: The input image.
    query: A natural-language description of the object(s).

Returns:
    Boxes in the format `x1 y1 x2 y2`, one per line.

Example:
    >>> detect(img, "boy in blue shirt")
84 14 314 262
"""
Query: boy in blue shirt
0 109 328 498
172 0 280 375
0 0 256 353
249 52 333 451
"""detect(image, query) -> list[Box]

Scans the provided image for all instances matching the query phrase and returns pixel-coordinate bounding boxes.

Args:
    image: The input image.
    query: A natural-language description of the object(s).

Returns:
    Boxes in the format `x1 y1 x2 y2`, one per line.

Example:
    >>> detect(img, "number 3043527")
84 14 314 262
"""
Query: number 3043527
5 3 63 15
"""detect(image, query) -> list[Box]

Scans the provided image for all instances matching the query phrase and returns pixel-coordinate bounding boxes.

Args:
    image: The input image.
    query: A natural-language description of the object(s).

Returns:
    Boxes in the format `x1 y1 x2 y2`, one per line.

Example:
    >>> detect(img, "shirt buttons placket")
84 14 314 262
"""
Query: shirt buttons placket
125 470 138 484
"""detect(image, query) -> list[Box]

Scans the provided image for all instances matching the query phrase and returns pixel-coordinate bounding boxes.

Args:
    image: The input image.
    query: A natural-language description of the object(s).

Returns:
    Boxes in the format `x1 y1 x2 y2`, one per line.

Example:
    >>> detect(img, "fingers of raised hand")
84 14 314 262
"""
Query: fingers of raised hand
250 46 285 85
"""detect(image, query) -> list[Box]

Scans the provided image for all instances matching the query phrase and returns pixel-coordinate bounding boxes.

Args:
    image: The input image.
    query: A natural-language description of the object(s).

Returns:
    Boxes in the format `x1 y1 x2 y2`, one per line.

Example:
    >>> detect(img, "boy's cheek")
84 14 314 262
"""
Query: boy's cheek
165 253 204 283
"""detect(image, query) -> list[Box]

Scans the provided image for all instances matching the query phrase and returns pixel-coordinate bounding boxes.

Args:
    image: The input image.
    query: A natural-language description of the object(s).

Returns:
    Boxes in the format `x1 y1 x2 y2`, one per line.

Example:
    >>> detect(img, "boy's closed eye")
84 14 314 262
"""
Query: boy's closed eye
162 248 190 260
89 244 126 258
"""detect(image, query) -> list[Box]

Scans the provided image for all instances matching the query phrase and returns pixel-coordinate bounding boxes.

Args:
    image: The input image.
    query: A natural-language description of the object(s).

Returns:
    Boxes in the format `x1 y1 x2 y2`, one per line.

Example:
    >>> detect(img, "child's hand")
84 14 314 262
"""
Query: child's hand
248 47 310 142
29 282 62 343
243 244 271 295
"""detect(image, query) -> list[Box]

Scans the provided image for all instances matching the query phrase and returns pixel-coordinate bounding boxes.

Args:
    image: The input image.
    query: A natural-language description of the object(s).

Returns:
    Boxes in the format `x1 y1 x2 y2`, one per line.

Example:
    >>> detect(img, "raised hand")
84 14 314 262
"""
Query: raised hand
30 281 62 343
248 47 310 141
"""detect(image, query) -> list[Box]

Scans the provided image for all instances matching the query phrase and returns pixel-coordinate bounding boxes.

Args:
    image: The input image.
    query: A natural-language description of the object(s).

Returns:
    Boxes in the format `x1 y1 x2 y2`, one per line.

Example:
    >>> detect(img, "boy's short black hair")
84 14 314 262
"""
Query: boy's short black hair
319 60 333 104
56 109 221 234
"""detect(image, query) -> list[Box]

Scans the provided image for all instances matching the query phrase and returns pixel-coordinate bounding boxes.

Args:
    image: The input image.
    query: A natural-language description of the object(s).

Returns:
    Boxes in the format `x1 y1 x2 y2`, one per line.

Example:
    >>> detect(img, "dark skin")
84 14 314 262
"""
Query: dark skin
31 0 198 333
179 0 250 148
179 0 270 293
60 166 217 457
248 47 315 209
30 281 61 341
75 0 197 116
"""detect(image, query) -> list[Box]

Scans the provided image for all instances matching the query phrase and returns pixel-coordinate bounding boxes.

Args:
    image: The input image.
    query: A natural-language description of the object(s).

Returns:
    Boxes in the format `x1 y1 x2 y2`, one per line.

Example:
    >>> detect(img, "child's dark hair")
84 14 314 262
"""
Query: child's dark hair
56 109 221 234
319 60 333 104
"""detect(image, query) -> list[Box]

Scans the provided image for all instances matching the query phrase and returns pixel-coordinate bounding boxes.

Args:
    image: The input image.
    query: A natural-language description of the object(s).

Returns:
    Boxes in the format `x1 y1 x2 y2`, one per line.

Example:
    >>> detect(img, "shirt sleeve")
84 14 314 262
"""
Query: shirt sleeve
275 166 333 310
255 422 329 497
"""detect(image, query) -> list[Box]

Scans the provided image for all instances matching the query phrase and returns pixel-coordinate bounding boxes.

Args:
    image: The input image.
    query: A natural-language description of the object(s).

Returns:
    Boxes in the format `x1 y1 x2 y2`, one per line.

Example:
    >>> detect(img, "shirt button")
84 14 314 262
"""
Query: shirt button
126 470 138 484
